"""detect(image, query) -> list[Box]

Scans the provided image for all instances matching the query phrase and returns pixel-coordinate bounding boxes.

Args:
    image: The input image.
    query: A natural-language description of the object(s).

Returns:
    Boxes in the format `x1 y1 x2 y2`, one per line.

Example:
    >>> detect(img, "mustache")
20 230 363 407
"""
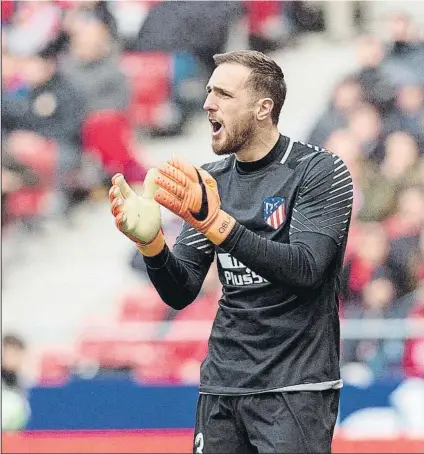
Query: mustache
208 116 223 123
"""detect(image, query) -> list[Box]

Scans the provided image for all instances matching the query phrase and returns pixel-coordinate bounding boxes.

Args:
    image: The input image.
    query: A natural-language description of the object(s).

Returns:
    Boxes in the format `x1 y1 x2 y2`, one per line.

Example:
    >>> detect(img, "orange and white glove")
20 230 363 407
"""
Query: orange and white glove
154 156 236 245
109 169 165 256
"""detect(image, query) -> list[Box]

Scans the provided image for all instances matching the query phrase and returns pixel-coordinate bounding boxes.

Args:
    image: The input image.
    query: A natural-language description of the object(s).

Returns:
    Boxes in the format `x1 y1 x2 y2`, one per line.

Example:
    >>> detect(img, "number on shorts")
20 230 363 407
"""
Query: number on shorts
195 432 204 453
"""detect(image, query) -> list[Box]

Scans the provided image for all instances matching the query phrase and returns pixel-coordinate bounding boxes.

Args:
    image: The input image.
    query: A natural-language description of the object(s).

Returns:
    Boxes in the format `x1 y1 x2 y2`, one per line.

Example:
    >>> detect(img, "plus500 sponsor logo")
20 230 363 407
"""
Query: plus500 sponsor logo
217 253 268 286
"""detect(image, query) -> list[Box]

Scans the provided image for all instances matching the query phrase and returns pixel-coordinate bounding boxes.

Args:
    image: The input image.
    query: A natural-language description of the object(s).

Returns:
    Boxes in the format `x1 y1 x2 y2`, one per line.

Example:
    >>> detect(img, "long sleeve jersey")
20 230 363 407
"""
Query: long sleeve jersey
144 135 353 395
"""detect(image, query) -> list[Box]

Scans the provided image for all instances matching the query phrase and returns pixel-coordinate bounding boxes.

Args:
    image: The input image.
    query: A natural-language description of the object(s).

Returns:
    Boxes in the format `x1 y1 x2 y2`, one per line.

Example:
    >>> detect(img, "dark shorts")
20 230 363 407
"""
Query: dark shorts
193 390 340 453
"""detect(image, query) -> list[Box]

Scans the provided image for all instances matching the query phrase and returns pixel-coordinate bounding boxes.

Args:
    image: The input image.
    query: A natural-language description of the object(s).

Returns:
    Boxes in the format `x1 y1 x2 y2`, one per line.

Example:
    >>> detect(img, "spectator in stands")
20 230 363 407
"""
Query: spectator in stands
56 0 118 54
2 43 85 215
308 76 364 145
1 335 27 394
325 12 424 379
385 81 424 149
382 12 424 85
106 1 151 51
324 129 369 220
386 187 424 296
402 277 424 378
1 145 39 228
135 1 243 74
325 128 401 222
5 1 61 57
393 229 424 312
1 334 30 431
341 222 391 310
384 185 424 240
380 132 421 187
2 45 84 146
347 103 386 162
64 1 116 36
2 50 29 99
61 18 130 115
74 1 117 37
342 274 403 379
354 34 396 116
350 132 422 223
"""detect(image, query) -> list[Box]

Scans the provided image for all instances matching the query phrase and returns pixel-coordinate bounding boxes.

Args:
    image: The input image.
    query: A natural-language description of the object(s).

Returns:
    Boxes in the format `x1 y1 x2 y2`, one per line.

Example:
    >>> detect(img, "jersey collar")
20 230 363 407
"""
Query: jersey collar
235 134 287 174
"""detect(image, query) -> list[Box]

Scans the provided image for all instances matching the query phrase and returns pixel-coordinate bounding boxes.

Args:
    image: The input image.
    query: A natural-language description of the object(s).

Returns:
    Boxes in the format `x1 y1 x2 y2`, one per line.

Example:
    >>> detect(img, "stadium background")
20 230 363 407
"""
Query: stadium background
1 1 424 452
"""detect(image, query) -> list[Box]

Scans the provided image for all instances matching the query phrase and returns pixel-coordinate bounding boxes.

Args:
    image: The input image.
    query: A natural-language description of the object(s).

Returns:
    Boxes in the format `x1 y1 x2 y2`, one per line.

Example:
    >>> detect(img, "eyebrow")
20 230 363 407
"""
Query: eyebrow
206 85 233 96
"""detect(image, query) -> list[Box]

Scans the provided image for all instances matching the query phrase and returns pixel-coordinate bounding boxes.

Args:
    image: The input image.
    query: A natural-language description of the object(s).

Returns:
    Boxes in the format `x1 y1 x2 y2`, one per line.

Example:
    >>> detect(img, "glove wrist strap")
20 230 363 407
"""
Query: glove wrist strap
205 210 236 245
137 230 165 257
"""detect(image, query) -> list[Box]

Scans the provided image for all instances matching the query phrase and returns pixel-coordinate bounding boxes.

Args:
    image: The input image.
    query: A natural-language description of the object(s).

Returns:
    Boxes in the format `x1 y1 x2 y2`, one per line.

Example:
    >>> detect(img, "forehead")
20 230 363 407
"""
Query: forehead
208 63 252 93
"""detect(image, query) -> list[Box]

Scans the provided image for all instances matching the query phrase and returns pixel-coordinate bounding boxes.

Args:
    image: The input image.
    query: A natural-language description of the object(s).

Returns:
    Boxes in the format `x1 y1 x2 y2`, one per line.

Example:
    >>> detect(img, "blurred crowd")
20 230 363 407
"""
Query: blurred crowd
1 0 318 229
309 13 424 380
2 2 424 402
2 1 145 226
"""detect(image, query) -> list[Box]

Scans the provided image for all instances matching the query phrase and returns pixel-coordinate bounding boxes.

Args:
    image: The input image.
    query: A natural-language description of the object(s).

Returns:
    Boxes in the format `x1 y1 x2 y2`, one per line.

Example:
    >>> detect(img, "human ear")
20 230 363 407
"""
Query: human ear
256 98 274 121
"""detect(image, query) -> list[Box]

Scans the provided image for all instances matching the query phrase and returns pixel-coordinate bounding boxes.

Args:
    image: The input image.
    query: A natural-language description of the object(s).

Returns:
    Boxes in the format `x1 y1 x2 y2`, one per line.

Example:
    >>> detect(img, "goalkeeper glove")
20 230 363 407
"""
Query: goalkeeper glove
110 169 165 256
154 156 235 245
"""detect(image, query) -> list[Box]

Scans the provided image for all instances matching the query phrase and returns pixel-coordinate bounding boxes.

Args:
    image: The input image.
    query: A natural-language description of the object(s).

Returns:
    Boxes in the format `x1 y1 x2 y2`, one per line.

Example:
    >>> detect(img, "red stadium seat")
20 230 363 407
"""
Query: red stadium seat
4 136 57 220
383 213 422 240
244 1 282 36
171 340 208 384
81 110 146 183
172 294 218 322
1 0 17 24
37 351 72 386
77 339 138 369
133 340 208 384
118 284 167 323
164 319 213 345
75 320 208 382
8 135 56 185
120 52 172 128
76 338 178 378
132 341 180 383
76 318 161 370
5 187 50 219
173 340 208 363
162 293 217 342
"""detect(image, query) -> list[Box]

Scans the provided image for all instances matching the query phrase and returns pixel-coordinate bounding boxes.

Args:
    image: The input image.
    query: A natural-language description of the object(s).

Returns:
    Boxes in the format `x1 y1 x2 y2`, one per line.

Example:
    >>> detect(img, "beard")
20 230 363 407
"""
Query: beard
212 111 256 156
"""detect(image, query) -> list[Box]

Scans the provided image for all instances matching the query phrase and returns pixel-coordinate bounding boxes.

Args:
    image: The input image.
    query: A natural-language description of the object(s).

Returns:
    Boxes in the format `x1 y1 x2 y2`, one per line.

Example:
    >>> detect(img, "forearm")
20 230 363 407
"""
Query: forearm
143 244 209 309
220 223 337 288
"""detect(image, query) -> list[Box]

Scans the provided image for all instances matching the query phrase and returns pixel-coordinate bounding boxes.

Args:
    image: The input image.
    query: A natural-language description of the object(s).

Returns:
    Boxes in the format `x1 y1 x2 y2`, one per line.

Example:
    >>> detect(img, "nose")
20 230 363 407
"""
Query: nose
203 93 218 112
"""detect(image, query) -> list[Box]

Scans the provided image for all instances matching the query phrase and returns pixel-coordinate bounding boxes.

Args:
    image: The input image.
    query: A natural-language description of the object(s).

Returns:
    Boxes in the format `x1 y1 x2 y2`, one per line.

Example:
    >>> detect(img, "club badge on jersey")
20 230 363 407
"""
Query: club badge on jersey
263 197 286 230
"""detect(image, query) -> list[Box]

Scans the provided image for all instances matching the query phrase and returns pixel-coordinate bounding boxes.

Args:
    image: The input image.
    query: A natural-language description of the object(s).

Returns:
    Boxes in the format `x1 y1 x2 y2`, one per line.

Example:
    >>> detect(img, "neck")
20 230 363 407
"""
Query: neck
235 125 280 162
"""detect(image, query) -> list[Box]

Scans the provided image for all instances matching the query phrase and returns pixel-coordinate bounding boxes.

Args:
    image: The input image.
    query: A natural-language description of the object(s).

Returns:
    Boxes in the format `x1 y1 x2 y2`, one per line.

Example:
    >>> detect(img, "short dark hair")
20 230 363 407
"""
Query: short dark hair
213 50 287 125
2 334 26 350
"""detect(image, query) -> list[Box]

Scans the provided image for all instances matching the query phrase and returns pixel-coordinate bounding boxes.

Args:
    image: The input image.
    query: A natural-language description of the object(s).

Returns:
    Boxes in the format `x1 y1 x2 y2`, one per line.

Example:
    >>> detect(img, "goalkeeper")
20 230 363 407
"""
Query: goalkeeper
110 50 353 454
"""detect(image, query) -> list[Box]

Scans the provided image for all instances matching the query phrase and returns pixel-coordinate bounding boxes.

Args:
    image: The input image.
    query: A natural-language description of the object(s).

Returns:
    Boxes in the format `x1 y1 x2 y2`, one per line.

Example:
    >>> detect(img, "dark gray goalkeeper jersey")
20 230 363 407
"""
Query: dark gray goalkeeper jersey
144 134 353 395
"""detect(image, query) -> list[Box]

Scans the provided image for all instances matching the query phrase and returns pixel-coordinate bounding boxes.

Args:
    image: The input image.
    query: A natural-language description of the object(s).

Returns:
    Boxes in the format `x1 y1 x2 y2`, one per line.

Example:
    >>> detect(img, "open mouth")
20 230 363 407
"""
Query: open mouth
210 120 223 136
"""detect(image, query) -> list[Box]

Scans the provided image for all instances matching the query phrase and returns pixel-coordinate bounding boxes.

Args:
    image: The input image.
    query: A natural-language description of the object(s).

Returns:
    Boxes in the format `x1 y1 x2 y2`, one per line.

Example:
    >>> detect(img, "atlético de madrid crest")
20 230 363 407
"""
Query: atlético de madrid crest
263 197 286 229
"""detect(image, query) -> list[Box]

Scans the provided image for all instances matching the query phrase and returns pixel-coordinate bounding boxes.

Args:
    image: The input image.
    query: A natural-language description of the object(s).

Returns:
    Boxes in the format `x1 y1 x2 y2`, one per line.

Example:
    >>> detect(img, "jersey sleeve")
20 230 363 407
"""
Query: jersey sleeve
174 222 215 255
143 221 215 309
290 152 353 245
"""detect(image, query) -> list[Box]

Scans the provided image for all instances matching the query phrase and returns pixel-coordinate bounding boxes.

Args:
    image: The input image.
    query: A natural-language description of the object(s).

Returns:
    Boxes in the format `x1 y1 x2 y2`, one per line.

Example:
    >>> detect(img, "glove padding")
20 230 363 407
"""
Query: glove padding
110 169 165 256
154 156 235 245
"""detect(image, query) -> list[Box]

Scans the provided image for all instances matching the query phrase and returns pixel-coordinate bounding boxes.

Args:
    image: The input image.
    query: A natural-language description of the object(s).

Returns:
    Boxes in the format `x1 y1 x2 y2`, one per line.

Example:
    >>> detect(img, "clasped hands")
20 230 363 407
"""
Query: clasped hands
109 156 235 256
